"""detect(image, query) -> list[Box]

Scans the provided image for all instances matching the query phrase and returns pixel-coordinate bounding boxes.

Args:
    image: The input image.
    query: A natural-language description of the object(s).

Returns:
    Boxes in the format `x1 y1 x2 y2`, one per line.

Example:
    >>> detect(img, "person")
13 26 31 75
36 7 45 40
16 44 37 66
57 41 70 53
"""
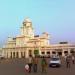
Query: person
72 56 75 64
32 56 38 73
41 57 47 73
66 55 71 68
28 55 33 73
25 63 29 73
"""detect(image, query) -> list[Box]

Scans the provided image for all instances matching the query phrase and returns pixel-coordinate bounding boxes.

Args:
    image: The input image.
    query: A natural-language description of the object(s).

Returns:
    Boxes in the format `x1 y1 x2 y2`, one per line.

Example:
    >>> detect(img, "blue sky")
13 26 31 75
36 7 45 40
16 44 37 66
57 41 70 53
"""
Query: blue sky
0 0 75 46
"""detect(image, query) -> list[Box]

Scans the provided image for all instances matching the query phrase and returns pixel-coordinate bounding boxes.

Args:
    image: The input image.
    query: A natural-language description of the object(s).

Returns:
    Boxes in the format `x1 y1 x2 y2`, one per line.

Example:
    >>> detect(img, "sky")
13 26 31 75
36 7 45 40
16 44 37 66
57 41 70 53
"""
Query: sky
0 0 75 46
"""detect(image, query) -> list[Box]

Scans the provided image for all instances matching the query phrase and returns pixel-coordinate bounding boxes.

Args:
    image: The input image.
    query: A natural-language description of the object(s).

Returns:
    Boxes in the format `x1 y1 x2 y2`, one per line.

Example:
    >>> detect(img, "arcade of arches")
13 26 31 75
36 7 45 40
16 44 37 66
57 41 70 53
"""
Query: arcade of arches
3 46 75 58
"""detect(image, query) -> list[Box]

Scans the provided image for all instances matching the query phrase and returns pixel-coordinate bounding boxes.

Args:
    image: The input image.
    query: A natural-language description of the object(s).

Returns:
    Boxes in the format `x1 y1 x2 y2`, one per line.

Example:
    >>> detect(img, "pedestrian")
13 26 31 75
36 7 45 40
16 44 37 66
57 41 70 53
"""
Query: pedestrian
25 63 29 73
66 55 71 68
41 56 47 73
64 55 67 62
28 55 33 73
32 56 38 73
72 56 75 64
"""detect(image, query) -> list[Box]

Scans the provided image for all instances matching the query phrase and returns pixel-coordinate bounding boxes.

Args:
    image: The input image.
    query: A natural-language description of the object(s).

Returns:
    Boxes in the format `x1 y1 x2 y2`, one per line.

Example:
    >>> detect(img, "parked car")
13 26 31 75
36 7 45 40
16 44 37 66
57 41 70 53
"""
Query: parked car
49 57 61 67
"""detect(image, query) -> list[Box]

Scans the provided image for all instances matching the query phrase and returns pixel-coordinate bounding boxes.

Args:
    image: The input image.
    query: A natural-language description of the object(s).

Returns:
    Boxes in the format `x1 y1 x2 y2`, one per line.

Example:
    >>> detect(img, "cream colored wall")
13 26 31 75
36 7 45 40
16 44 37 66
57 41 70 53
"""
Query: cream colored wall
35 41 40 46
16 37 24 47
27 41 40 47
23 26 27 35
26 22 31 27
40 39 50 46
6 43 15 48
16 36 31 47
27 27 34 38
5 37 16 48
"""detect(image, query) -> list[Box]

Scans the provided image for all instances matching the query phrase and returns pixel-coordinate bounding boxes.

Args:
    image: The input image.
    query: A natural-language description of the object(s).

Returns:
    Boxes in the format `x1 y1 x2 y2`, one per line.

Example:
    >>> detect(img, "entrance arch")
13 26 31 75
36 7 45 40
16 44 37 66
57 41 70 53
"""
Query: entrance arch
52 51 56 54
13 52 15 58
29 50 32 57
10 52 12 58
64 51 68 56
21 52 25 58
16 52 19 58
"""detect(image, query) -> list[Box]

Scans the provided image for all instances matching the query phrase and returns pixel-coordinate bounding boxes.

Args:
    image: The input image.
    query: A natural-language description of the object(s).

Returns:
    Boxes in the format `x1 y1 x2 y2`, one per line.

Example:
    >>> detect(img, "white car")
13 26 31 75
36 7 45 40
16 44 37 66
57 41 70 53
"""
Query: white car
49 57 61 67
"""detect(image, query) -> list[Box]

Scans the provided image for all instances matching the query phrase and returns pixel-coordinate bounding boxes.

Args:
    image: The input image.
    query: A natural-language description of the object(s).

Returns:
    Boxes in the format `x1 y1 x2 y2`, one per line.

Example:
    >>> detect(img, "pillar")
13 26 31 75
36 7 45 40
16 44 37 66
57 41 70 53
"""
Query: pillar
39 48 41 56
8 51 11 58
25 49 29 58
62 49 65 57
68 48 71 55
50 50 53 56
18 48 21 58
32 50 34 57
19 51 21 58
15 52 17 58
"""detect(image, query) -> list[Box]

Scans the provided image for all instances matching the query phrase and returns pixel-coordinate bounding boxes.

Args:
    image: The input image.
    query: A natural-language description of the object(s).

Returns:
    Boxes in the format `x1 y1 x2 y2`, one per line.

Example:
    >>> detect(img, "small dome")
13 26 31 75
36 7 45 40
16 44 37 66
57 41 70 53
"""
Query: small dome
42 32 49 35
23 17 31 23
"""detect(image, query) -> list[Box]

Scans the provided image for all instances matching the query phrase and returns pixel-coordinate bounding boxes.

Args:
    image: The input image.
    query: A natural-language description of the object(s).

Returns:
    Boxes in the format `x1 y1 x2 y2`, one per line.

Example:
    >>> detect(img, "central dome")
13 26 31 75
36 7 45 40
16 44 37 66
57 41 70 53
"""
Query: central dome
24 18 31 23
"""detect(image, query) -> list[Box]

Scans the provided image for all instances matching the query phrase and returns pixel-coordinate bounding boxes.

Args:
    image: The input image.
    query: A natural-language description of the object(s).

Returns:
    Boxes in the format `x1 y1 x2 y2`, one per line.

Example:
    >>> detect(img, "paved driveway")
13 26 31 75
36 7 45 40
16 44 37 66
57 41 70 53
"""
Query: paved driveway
0 58 75 75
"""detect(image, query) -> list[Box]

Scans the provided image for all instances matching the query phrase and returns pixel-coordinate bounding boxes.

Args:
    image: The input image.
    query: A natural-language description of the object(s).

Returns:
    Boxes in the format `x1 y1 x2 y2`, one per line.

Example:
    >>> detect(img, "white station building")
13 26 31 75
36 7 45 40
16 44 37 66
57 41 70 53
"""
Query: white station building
1 18 75 58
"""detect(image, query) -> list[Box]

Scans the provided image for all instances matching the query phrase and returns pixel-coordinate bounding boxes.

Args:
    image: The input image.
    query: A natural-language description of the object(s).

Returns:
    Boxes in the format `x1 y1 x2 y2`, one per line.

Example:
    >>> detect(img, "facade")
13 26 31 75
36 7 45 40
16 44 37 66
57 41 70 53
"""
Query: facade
2 18 75 58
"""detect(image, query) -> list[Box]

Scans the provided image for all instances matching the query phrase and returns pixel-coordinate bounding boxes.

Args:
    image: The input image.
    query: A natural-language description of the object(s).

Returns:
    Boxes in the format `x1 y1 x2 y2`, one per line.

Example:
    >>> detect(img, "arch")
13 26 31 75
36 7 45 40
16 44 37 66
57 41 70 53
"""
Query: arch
10 52 12 58
64 51 68 56
52 51 56 54
29 50 32 57
13 52 15 58
16 52 19 58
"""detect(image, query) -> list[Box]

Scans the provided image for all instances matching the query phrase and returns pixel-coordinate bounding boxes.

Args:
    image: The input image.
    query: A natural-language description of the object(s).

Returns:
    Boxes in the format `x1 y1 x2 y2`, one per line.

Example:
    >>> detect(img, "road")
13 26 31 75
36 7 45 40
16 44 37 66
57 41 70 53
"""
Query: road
0 58 75 75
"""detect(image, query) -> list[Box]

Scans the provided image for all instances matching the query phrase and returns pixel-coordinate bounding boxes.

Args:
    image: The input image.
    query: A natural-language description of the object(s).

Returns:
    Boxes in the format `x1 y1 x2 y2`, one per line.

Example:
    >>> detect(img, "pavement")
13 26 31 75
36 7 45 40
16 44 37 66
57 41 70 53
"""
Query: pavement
0 58 75 75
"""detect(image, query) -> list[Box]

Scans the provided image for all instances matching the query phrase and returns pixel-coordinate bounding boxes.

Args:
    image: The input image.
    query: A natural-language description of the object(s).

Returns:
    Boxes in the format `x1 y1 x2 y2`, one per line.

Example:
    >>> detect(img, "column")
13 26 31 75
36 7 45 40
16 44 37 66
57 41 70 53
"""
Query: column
50 50 52 56
32 49 34 57
8 51 11 58
5 50 8 58
25 49 29 58
68 48 71 55
39 47 41 56
19 48 21 58
2 49 6 58
19 51 21 58
62 49 65 57
45 50 46 55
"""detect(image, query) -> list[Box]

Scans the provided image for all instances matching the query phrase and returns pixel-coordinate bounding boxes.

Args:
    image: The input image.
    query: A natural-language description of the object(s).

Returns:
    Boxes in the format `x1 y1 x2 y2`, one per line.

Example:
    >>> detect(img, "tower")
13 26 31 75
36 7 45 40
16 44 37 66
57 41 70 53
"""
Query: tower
20 18 34 38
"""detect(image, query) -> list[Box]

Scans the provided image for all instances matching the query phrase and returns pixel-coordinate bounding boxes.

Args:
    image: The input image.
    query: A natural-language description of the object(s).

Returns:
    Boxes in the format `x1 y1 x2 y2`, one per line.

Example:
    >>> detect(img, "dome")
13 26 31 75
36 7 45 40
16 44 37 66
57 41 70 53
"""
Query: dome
42 32 49 35
23 17 31 23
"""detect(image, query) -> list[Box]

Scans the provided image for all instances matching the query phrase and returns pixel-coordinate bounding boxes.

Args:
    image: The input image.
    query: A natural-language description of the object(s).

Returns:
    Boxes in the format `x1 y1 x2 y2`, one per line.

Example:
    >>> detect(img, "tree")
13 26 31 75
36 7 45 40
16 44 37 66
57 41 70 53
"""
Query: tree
34 49 39 57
